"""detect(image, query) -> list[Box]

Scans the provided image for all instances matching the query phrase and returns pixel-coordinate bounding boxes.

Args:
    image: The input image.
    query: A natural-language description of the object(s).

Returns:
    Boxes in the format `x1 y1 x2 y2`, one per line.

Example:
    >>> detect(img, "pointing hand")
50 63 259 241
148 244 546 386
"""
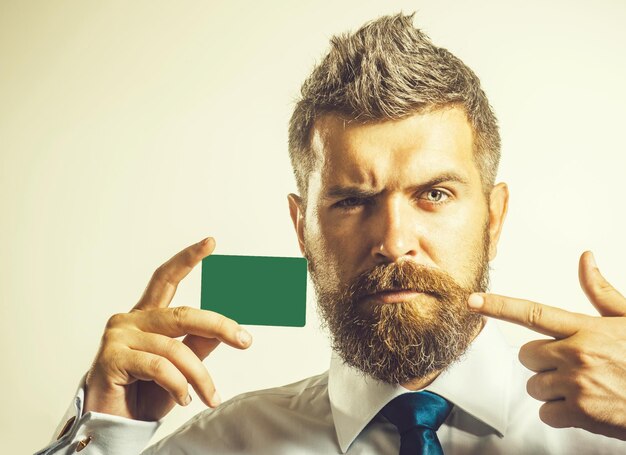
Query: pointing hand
467 251 626 441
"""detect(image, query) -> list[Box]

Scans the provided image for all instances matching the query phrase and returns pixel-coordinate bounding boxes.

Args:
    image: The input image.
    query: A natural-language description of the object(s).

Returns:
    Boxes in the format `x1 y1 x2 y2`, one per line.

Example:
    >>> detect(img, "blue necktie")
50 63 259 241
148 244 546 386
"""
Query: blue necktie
380 391 453 455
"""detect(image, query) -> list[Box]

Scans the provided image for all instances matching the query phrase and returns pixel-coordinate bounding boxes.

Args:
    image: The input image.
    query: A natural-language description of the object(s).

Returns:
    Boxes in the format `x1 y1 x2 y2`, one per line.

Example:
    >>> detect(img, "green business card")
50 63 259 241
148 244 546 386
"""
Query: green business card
201 254 307 327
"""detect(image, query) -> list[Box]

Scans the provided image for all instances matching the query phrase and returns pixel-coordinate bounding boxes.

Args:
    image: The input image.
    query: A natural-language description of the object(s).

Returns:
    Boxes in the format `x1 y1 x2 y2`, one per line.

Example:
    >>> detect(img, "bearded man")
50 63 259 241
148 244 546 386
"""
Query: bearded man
39 13 626 455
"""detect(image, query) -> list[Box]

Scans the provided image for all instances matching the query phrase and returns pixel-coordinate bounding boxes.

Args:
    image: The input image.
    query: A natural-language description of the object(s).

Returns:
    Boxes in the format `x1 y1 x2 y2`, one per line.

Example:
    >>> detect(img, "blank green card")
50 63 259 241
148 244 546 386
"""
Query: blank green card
201 254 307 327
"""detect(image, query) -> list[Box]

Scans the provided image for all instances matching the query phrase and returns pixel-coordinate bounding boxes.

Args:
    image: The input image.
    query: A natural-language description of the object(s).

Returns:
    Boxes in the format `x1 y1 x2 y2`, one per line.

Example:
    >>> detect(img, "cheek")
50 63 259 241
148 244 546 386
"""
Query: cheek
428 204 489 277
318 207 352 245
313 213 364 275
305 213 339 261
439 195 488 239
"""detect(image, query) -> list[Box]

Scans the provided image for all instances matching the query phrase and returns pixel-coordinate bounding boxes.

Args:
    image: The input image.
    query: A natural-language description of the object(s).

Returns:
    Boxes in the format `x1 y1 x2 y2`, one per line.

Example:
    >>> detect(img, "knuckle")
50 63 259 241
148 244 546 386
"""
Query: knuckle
152 265 172 286
570 373 590 397
105 313 126 330
172 306 191 329
592 276 613 295
181 251 196 269
565 343 594 367
527 303 543 328
149 356 167 377
152 265 165 281
526 376 539 398
518 342 534 365
213 314 231 336
493 298 507 317
150 265 163 282
539 404 564 428
519 341 533 355
517 349 528 367
101 327 122 346
576 351 594 367
163 337 182 359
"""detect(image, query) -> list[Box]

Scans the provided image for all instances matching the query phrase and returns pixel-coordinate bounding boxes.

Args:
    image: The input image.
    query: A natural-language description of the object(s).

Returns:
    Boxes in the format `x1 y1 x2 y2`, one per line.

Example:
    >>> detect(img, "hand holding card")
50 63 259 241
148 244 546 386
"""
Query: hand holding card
82 237 255 422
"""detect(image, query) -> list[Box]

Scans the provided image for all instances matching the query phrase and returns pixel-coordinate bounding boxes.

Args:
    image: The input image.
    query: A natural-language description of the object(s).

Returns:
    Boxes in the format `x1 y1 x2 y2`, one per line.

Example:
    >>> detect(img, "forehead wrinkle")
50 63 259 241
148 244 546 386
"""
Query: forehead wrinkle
326 154 384 189
320 129 393 192
312 108 476 198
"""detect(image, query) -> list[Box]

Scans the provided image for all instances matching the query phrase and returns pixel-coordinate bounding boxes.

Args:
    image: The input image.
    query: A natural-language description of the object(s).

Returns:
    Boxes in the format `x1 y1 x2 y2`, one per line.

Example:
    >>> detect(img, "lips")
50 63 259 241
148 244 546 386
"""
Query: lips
361 288 424 304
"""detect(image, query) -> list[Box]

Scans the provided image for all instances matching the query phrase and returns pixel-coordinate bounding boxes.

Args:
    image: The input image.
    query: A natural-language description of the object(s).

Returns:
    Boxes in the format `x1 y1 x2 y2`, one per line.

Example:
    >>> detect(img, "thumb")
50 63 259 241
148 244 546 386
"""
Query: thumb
578 250 626 317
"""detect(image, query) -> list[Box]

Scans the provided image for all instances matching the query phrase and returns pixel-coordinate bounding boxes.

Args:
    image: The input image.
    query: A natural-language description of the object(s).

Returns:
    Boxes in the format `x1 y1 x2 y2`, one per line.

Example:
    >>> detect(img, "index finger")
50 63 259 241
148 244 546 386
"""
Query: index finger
467 292 587 339
135 306 252 349
134 237 216 310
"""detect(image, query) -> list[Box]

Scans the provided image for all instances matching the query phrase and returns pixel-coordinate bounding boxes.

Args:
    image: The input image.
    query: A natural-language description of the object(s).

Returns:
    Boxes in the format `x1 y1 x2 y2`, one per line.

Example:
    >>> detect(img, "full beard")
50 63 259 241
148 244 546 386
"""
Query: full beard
310 226 491 384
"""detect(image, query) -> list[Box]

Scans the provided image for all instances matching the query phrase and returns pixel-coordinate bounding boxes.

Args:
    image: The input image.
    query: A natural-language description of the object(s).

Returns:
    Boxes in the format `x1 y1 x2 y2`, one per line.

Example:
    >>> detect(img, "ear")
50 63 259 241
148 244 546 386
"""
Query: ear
288 193 307 257
487 182 509 261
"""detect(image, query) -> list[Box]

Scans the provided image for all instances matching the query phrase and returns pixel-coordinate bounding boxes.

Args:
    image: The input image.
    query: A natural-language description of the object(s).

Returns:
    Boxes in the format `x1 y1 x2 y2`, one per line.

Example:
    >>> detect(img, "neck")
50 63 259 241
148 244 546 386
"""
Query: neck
399 316 486 391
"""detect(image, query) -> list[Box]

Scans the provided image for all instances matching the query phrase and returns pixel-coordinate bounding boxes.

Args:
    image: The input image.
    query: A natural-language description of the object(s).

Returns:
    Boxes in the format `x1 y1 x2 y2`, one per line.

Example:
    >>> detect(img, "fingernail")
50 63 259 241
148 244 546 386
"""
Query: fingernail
468 294 484 309
589 251 597 269
184 394 192 406
238 329 252 346
211 391 221 407
198 237 210 246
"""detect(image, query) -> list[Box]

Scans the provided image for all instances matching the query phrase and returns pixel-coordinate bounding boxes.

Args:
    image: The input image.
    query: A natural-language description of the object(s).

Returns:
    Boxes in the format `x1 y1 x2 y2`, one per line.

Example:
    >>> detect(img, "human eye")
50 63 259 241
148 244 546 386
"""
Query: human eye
334 197 367 210
419 189 451 206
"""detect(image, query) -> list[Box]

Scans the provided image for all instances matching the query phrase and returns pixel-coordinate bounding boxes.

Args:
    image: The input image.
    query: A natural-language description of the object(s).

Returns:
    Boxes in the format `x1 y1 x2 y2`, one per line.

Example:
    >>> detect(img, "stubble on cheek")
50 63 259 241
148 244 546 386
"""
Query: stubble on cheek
303 214 346 295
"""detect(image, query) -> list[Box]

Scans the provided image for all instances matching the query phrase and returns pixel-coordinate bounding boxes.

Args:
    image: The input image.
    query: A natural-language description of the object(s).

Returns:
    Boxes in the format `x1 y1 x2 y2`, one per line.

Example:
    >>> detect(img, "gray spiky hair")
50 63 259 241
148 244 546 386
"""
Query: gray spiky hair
288 13 500 204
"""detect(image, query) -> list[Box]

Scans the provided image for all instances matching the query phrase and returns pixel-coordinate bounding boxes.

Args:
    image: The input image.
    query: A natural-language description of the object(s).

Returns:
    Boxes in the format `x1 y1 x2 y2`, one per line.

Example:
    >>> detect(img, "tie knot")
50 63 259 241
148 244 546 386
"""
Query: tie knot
380 391 453 435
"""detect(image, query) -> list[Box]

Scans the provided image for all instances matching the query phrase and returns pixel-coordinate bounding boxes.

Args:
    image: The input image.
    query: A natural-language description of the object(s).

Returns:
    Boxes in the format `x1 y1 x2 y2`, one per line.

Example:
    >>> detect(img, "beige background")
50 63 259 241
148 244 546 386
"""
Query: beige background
1 0 626 452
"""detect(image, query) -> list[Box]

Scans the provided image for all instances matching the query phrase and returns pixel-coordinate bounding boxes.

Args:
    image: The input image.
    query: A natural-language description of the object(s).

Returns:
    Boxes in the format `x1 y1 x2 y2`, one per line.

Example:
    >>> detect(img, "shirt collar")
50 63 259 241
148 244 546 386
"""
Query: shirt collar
328 319 512 453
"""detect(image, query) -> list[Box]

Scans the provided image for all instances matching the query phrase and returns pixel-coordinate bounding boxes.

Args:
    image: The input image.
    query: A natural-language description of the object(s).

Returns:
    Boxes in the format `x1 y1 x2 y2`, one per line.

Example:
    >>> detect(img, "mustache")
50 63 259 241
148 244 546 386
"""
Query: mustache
344 260 468 302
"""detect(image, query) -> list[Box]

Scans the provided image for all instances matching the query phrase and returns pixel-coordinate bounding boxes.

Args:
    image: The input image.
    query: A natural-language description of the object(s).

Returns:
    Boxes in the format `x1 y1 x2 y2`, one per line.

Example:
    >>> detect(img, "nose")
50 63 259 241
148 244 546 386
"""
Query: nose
369 194 421 263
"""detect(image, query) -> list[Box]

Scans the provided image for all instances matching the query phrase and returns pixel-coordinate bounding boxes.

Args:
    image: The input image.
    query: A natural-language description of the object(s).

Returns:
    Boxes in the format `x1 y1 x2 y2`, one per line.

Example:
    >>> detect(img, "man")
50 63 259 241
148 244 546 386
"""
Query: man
38 13 626 454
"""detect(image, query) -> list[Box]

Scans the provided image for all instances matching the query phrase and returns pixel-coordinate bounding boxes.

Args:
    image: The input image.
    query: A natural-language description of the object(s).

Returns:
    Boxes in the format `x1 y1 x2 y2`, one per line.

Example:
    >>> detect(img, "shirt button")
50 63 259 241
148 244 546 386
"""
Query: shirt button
56 416 76 440
75 436 92 452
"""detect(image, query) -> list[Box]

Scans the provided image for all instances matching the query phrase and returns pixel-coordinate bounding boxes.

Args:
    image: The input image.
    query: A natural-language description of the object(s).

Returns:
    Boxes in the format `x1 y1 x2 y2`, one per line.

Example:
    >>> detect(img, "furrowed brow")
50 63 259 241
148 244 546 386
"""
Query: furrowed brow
323 186 381 200
323 171 471 201
411 172 471 191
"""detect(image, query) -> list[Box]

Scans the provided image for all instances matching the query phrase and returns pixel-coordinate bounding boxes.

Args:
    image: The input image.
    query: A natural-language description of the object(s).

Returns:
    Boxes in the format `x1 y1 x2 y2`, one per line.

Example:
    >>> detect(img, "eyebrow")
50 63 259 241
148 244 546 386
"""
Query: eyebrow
323 172 471 200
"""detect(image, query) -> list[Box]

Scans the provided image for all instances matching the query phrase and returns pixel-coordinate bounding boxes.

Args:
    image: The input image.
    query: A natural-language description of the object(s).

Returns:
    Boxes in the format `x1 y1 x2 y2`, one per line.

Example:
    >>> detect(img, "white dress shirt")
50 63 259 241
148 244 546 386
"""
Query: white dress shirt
39 320 625 454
